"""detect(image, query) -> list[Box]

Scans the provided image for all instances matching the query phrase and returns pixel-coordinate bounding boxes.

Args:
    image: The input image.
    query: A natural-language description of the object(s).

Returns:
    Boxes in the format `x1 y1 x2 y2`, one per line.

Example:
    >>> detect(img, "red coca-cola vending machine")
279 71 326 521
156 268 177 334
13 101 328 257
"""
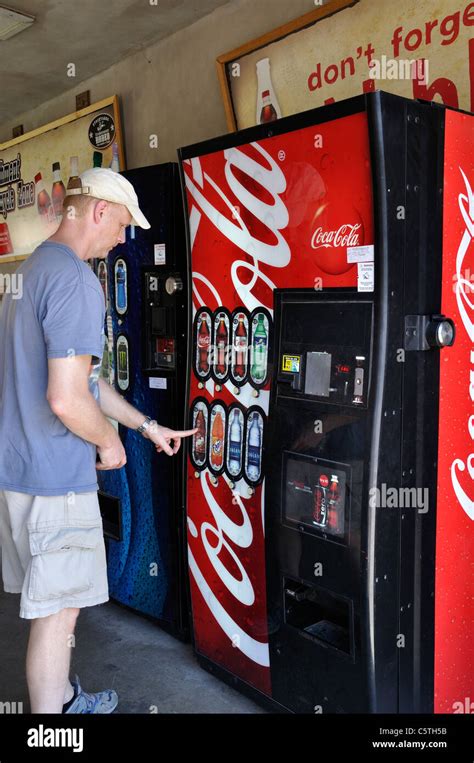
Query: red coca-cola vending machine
178 91 474 713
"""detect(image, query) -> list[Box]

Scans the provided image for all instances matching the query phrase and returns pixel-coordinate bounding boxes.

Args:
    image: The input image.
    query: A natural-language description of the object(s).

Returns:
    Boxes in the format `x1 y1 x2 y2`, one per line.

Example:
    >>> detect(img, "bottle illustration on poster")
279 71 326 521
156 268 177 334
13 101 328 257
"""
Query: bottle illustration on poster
231 309 249 385
209 402 227 475
256 57 281 125
116 334 129 392
284 454 347 540
194 308 212 381
51 162 66 221
34 172 55 224
110 142 120 172
67 156 82 192
97 260 108 302
190 398 209 470
0 223 13 256
313 473 329 527
244 408 264 484
249 308 271 386
212 309 231 382
226 406 245 479
114 258 128 315
327 474 341 533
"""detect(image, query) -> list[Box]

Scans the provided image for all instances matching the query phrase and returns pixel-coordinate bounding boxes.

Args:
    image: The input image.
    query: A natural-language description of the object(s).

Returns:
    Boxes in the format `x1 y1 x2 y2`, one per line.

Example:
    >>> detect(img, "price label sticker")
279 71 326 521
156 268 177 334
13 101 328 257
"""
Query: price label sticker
282 354 301 373
154 243 166 265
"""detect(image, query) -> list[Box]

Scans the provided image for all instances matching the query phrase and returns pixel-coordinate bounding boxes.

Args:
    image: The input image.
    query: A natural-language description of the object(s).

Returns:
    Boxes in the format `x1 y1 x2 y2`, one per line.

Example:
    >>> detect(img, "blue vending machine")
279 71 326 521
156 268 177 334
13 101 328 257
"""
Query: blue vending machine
95 163 189 639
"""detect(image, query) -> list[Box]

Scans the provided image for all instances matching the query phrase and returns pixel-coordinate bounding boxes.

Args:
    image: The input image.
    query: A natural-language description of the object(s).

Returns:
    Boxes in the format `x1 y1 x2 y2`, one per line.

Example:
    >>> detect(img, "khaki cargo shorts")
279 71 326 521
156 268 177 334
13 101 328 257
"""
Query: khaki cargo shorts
0 490 109 619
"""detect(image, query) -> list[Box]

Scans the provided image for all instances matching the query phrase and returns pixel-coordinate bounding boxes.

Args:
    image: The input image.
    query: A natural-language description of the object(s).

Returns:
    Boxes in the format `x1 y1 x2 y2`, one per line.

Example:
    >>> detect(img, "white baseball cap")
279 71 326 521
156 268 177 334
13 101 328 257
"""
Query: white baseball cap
68 167 151 229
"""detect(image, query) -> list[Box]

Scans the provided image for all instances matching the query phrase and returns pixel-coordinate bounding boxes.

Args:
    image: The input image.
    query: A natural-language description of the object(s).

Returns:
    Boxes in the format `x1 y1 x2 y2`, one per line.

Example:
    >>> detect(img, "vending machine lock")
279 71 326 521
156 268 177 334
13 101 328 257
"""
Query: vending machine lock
404 315 455 351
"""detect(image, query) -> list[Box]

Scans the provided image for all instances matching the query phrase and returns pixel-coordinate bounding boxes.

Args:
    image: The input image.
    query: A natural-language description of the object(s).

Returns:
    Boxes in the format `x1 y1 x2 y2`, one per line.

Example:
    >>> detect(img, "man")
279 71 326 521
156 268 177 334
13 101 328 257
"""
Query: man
0 168 196 714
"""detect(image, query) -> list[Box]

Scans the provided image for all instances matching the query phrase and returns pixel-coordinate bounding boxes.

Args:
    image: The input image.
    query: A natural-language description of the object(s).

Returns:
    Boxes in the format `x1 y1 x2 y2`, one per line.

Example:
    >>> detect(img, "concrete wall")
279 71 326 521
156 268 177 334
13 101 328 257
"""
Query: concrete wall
0 0 323 165
0 0 324 281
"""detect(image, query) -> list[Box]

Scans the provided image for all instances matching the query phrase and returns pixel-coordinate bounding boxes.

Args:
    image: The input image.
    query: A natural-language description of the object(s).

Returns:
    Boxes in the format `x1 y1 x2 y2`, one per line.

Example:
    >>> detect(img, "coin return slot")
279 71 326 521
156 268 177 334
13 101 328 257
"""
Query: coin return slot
284 578 352 655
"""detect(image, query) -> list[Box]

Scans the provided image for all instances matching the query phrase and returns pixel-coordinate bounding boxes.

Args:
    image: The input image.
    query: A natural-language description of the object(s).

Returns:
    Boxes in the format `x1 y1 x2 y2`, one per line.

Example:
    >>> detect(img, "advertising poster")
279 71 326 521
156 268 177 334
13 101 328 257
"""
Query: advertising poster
0 97 123 260
223 0 473 129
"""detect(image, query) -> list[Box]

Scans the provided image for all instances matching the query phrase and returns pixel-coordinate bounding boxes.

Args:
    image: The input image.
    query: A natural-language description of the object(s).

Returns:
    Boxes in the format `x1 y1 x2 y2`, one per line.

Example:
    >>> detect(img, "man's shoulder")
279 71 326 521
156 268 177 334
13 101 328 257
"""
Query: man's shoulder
31 242 100 291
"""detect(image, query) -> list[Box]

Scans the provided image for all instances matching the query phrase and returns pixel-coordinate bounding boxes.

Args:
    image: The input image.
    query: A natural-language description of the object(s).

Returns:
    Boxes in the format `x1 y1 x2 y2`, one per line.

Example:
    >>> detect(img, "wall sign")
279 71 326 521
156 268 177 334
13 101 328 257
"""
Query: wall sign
217 0 473 131
0 95 124 262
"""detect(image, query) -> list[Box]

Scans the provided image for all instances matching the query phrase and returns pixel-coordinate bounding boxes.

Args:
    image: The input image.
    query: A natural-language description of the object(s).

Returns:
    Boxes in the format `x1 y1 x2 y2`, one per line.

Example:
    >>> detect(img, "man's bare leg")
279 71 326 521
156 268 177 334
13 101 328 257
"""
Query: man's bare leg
26 607 80 713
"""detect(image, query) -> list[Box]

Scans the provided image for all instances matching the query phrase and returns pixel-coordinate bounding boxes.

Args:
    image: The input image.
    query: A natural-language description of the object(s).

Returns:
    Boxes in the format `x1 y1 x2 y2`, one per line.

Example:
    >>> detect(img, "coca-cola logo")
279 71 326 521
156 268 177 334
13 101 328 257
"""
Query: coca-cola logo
451 167 474 521
187 472 270 667
311 223 361 250
184 142 289 314
183 145 279 667
197 335 210 348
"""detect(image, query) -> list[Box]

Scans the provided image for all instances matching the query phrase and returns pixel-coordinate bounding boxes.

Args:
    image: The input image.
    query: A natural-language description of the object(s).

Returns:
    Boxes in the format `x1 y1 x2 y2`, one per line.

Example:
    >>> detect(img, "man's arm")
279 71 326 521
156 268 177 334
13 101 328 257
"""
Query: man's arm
98 377 147 431
47 355 126 470
97 377 197 456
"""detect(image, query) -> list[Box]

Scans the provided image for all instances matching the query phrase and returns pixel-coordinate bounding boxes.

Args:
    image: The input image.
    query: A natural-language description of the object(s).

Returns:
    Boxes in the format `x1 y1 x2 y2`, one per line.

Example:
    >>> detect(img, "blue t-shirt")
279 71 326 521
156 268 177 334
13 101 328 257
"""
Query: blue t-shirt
0 241 105 496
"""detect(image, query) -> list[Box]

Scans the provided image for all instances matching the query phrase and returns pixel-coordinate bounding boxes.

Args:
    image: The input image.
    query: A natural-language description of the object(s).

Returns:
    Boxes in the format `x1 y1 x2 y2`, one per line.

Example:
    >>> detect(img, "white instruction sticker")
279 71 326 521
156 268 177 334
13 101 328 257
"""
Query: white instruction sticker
358 262 374 292
149 377 167 390
347 244 374 263
154 244 166 265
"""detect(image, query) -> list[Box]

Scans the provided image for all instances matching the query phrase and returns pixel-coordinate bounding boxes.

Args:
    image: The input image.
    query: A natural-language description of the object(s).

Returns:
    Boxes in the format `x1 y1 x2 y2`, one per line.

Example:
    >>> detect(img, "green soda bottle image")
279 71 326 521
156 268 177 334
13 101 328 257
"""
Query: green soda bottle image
251 313 267 382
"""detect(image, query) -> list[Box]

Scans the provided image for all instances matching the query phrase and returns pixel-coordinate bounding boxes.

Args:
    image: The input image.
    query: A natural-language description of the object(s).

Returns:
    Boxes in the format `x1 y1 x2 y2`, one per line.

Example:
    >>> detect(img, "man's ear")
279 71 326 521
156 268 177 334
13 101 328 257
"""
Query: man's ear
93 199 108 223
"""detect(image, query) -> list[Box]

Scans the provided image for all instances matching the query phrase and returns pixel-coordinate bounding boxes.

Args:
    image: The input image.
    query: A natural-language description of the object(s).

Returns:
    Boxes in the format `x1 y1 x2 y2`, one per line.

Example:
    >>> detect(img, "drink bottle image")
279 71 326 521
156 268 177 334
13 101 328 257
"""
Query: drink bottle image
110 142 120 172
116 263 126 310
193 408 207 464
67 156 81 192
98 261 108 302
51 162 66 220
197 317 210 374
247 412 262 481
118 346 128 380
34 173 54 223
211 412 224 469
216 316 228 375
0 222 14 256
260 90 277 124
100 330 109 381
116 335 129 391
327 475 340 531
251 313 268 382
313 474 329 527
233 314 248 379
106 313 115 386
255 58 281 125
228 409 242 474
93 151 103 168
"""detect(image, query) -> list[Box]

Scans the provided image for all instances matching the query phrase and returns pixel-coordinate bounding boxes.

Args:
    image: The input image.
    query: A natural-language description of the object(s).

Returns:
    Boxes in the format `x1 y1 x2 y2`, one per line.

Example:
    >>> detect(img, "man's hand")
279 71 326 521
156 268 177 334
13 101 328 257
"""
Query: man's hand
145 422 197 456
96 435 127 470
